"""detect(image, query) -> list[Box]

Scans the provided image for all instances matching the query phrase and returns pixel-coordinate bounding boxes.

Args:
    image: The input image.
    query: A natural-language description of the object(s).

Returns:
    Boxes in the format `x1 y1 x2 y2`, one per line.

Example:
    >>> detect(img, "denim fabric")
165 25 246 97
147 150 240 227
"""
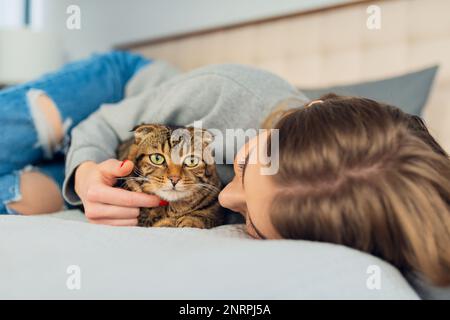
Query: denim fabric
0 51 150 214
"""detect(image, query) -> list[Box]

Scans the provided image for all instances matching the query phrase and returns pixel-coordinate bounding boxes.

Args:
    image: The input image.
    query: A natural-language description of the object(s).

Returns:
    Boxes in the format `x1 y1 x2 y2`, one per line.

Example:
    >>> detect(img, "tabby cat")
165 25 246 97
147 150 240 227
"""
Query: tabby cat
116 124 223 228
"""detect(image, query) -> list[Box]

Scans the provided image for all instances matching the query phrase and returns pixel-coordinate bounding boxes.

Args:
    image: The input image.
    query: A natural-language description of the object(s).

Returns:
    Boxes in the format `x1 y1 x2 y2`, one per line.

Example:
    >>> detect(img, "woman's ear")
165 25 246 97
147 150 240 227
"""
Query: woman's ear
131 123 159 145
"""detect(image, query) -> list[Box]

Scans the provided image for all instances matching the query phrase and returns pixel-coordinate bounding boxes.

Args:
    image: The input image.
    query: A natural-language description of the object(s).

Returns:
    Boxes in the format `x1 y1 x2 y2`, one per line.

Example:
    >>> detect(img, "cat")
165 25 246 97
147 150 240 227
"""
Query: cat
116 123 223 229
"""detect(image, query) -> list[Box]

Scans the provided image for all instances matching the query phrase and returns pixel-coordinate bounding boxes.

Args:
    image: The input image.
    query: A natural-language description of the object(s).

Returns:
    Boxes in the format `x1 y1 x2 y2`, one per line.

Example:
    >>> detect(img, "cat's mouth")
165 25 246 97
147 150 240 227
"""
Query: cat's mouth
154 188 192 202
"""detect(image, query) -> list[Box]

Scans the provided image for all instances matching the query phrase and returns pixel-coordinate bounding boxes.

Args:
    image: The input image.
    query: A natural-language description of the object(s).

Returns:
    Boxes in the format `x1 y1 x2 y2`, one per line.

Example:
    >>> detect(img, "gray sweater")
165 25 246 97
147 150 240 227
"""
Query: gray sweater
62 61 309 205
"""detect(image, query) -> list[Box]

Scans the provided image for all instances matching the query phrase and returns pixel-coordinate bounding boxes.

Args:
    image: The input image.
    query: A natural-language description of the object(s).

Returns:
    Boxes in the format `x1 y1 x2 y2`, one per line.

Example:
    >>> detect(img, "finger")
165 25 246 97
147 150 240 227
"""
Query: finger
87 185 160 208
87 218 138 227
85 203 139 219
99 159 134 179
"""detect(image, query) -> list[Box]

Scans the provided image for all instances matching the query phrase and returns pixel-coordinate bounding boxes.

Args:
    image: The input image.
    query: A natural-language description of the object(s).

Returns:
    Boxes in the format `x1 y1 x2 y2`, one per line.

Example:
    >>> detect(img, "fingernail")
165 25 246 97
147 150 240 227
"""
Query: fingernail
159 200 169 206
120 160 128 168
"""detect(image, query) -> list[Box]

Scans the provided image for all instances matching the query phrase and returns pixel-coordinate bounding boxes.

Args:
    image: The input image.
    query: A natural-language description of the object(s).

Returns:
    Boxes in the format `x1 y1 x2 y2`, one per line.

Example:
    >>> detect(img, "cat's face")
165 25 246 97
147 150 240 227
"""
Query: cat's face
130 124 219 202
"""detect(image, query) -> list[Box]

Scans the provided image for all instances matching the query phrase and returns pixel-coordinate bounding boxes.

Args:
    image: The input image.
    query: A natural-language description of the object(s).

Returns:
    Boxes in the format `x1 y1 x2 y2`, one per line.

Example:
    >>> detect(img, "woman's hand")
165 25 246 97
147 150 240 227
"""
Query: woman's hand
74 159 160 226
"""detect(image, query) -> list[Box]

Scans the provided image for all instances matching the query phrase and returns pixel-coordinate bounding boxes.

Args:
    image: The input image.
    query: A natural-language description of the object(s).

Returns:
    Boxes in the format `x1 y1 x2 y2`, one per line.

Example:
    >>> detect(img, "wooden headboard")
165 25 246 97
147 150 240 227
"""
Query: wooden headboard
117 0 450 152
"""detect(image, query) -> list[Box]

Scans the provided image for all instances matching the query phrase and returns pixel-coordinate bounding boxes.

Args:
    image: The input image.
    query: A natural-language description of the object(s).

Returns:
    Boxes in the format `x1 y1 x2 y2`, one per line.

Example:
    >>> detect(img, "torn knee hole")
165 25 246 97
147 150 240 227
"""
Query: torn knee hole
27 89 64 158
7 170 64 215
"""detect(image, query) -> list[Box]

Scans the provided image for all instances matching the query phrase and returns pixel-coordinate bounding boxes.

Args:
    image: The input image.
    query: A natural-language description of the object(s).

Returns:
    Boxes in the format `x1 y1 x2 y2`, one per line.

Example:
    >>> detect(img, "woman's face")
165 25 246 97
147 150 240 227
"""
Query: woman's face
218 132 281 239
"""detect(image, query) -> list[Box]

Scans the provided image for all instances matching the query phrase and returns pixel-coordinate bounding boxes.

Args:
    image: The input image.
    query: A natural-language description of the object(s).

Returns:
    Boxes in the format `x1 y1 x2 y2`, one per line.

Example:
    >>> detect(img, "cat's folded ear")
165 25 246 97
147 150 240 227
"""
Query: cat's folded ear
198 128 214 145
130 123 160 144
185 127 215 145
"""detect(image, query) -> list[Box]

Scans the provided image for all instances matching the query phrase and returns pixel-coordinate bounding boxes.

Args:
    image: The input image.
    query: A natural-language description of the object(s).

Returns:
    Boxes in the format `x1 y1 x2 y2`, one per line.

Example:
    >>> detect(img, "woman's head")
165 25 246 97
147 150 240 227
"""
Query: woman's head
219 93 450 286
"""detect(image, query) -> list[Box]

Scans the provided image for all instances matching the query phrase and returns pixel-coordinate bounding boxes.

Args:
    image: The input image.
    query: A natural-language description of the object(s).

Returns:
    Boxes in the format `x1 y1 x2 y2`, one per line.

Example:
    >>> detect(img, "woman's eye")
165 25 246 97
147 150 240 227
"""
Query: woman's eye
149 153 165 165
236 161 246 176
183 156 199 167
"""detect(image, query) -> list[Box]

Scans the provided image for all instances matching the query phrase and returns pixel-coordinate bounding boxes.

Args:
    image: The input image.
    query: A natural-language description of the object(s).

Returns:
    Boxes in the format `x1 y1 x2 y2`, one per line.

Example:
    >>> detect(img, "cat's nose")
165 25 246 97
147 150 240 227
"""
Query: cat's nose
168 175 181 186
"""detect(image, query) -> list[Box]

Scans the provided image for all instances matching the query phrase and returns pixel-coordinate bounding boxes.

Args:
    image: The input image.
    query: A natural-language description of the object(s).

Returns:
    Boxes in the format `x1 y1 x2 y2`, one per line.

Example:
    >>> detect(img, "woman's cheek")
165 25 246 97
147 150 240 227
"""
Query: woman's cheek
245 218 259 239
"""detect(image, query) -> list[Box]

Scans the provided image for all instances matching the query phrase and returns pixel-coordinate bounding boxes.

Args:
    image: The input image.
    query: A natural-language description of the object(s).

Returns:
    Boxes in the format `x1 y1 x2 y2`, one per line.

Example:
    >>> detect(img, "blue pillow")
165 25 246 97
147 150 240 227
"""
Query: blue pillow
300 65 439 116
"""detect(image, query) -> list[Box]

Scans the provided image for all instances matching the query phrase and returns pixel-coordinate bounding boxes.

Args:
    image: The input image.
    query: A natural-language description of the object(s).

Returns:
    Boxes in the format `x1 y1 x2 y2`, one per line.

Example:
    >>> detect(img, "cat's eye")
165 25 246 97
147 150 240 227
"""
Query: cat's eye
183 156 200 167
149 153 165 165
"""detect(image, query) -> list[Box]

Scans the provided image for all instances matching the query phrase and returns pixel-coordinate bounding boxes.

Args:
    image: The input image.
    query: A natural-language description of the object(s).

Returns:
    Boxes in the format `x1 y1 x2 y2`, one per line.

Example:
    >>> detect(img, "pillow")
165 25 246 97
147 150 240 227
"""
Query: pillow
407 273 450 300
300 66 439 116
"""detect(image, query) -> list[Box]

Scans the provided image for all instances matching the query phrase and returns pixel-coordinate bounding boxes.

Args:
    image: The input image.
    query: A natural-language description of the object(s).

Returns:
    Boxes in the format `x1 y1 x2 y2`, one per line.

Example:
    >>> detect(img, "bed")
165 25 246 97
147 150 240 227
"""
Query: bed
1 0 449 299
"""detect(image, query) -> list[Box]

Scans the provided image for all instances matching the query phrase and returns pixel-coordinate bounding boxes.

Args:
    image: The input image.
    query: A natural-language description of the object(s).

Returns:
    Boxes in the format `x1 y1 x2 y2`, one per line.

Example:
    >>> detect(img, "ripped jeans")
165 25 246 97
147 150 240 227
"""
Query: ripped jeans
0 51 150 214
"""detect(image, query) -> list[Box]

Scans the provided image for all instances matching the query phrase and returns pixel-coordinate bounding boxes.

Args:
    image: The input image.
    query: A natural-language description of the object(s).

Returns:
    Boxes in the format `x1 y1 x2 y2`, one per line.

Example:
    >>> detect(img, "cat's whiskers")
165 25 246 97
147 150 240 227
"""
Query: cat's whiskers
116 177 149 182
132 166 146 178
117 180 127 188
194 183 221 194
134 172 145 178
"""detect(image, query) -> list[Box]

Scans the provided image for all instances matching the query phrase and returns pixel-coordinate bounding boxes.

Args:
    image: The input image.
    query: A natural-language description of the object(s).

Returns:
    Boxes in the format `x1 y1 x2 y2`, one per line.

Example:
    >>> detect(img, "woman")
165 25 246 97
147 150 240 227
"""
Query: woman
1 52 449 286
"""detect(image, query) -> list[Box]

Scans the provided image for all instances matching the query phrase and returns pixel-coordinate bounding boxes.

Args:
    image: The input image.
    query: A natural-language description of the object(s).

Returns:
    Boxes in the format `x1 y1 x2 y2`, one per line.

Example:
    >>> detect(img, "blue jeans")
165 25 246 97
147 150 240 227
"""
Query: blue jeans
0 51 150 214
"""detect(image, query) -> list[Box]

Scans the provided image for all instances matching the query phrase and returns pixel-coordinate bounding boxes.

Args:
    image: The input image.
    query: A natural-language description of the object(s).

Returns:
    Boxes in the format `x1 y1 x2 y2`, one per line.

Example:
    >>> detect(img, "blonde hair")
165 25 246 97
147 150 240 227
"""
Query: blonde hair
266 93 450 286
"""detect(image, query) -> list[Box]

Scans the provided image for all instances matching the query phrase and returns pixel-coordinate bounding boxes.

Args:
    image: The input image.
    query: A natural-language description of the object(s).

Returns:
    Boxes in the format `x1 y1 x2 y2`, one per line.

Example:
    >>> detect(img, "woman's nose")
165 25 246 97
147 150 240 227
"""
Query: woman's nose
218 181 246 215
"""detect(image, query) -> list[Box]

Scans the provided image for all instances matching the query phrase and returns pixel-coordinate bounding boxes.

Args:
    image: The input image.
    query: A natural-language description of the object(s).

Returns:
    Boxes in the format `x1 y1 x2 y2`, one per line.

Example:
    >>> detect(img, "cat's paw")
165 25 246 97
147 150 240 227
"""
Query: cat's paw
152 217 177 228
176 216 206 229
